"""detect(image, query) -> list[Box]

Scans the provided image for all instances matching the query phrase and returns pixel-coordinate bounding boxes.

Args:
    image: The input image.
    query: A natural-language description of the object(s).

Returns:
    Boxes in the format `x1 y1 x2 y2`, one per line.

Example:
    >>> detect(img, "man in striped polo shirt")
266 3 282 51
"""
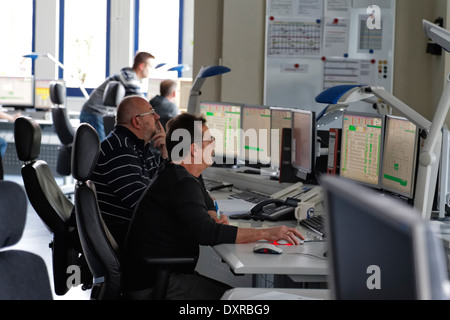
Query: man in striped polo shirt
89 95 167 249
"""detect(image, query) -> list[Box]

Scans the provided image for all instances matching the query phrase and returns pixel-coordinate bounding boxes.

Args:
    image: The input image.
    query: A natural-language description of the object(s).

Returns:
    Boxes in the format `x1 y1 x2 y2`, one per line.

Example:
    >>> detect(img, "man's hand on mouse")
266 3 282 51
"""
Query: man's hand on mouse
263 226 305 245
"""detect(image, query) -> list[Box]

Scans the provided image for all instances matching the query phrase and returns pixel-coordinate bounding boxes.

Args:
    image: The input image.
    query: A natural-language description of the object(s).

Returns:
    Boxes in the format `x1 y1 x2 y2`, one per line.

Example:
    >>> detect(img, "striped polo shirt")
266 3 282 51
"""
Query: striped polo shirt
90 125 160 225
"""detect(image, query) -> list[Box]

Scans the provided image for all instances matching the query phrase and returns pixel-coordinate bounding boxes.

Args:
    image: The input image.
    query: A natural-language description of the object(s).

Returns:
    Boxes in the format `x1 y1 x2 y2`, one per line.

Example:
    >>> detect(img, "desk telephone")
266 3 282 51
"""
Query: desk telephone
231 182 324 221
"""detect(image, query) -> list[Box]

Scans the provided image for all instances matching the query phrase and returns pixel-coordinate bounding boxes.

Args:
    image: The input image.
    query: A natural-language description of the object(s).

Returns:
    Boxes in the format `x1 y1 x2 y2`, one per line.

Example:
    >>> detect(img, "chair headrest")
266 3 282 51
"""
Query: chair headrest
72 123 100 181
103 81 125 107
49 83 65 105
51 106 75 145
0 181 27 248
14 116 42 162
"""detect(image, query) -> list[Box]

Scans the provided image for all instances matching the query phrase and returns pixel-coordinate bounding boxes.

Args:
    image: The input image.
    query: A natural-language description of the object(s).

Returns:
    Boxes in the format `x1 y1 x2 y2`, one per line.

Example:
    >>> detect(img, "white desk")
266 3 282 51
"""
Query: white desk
213 240 328 283
221 288 330 300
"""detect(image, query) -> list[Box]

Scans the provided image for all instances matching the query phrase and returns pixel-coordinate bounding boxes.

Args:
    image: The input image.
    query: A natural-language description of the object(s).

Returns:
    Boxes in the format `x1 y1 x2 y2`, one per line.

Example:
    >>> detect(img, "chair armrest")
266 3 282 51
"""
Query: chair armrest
142 256 198 299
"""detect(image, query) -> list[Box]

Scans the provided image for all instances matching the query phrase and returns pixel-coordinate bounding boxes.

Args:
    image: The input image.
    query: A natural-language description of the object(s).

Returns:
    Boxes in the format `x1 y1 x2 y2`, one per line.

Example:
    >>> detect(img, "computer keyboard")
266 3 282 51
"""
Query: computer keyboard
203 178 233 192
299 215 325 238
228 190 270 204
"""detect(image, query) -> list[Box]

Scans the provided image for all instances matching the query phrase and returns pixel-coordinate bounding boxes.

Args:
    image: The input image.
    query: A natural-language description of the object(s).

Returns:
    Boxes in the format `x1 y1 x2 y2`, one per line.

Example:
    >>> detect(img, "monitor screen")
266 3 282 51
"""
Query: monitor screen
199 101 242 165
321 175 449 300
270 107 292 169
34 79 65 110
339 112 384 188
381 115 419 199
291 109 316 180
0 76 34 108
241 104 271 166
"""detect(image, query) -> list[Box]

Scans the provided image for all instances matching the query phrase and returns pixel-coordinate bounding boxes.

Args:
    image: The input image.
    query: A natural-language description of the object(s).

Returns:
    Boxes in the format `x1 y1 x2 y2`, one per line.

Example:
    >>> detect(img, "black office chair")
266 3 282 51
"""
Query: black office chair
71 123 122 300
72 123 195 300
49 82 75 194
14 116 89 296
0 180 53 300
102 81 125 137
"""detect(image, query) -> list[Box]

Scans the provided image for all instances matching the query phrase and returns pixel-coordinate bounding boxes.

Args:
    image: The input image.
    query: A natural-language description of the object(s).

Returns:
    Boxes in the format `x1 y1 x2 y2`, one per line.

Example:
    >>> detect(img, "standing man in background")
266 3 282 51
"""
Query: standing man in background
149 79 180 130
80 51 155 140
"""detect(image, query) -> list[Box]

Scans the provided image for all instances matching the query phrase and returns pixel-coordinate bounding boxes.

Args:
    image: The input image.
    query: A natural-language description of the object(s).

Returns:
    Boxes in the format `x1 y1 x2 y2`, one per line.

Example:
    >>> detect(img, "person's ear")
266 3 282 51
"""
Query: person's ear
131 116 140 129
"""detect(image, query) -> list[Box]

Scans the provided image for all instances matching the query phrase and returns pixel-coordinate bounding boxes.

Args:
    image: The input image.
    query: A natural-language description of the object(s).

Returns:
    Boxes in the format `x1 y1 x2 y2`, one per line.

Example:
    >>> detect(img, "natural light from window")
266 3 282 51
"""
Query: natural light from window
0 0 33 76
63 0 107 89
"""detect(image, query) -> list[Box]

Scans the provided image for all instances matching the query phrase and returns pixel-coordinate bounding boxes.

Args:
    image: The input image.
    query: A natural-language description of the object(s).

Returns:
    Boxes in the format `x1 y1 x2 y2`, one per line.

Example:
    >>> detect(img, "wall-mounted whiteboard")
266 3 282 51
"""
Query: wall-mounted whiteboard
264 0 396 114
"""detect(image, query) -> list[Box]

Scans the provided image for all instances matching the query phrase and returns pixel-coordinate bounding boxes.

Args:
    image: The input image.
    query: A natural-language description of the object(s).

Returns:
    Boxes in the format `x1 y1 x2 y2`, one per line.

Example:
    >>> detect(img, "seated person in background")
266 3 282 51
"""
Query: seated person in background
149 79 179 130
80 51 155 141
89 95 167 249
0 111 21 157
123 113 304 300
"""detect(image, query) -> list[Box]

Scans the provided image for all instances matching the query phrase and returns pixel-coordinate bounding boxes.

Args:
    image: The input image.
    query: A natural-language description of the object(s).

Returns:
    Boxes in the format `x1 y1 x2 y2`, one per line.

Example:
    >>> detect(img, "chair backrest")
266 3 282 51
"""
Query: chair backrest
102 81 125 137
49 83 74 176
49 82 65 106
0 180 53 300
14 116 79 296
72 123 122 300
103 81 125 107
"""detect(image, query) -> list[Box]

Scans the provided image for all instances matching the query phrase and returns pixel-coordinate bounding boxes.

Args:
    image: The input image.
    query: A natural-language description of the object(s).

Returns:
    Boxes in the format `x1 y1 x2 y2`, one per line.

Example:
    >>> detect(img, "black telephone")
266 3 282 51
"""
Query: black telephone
249 197 299 221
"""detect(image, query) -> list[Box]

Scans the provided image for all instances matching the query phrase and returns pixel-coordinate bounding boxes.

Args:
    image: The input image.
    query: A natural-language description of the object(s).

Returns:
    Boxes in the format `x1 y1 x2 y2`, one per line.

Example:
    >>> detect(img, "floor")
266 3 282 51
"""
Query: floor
5 174 92 300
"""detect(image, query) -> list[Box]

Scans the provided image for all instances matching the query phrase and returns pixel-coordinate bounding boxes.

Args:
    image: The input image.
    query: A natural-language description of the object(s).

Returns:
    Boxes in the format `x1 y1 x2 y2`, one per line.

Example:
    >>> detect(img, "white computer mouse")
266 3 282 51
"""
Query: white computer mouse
253 243 283 254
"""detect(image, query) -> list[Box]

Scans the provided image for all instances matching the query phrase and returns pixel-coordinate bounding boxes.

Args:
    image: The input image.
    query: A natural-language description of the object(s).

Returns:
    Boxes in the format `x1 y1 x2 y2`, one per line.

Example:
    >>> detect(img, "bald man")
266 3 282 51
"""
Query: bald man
89 95 167 249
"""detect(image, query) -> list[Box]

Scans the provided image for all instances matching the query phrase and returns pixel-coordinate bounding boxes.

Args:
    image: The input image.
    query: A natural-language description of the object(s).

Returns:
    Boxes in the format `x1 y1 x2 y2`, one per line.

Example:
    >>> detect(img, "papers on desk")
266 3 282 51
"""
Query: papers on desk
215 199 254 216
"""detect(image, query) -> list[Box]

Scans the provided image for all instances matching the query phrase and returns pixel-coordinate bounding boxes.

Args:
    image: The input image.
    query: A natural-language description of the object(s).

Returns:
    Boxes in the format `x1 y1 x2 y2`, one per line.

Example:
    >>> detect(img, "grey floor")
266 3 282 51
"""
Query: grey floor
5 174 91 300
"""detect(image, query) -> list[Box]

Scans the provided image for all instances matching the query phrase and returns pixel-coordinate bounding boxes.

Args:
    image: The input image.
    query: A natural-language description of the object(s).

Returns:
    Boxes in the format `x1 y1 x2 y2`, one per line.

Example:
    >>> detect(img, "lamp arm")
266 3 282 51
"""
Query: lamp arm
368 87 431 131
45 53 65 70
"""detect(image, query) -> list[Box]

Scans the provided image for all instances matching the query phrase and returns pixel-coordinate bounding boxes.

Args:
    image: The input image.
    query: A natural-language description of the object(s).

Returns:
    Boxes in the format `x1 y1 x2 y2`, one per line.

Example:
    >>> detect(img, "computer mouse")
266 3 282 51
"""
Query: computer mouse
253 243 283 254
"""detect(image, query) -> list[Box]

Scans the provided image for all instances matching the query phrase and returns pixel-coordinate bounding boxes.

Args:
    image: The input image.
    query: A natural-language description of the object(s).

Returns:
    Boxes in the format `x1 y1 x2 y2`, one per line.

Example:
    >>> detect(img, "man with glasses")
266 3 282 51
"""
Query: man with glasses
89 95 167 249
124 113 304 300
80 51 155 140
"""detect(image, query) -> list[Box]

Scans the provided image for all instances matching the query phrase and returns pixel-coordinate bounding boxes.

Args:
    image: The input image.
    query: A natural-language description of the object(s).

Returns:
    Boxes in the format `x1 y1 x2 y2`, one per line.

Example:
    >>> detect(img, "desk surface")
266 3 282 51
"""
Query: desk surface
221 288 330 300
214 240 328 278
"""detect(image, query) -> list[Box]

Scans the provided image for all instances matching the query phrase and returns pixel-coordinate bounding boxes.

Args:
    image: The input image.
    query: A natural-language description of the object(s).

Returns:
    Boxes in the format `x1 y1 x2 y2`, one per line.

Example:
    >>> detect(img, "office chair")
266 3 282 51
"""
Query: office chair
72 123 196 300
14 116 89 296
49 82 75 195
0 180 53 300
102 81 125 137
72 123 123 300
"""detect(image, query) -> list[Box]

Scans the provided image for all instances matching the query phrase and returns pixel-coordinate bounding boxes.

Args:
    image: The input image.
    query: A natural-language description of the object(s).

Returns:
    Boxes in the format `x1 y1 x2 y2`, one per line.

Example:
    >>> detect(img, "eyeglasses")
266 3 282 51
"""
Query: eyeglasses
202 136 215 143
135 109 156 117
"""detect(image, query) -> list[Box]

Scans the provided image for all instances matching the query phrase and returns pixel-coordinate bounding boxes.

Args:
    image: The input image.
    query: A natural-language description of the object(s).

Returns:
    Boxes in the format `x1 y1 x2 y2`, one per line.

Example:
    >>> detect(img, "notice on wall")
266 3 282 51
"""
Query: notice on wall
267 18 322 57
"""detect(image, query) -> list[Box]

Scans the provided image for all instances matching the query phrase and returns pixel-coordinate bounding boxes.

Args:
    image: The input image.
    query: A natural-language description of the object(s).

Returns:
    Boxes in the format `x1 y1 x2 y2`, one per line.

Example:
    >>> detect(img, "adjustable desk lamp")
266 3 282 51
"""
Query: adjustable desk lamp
23 52 90 100
315 20 450 220
187 65 231 115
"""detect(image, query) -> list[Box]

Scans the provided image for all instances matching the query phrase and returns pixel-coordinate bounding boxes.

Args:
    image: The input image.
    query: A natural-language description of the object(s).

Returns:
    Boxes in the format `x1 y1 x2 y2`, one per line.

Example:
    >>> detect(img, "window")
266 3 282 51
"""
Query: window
61 0 108 90
138 0 180 79
0 0 33 76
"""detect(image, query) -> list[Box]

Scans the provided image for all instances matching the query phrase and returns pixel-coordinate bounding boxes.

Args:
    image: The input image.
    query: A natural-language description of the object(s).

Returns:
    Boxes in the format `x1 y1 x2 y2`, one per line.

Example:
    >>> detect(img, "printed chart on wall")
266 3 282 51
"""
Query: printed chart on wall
264 0 396 114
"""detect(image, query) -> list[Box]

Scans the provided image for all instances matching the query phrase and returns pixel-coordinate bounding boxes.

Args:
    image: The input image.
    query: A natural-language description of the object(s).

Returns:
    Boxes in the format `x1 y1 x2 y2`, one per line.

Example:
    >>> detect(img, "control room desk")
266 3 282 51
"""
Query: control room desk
213 239 328 284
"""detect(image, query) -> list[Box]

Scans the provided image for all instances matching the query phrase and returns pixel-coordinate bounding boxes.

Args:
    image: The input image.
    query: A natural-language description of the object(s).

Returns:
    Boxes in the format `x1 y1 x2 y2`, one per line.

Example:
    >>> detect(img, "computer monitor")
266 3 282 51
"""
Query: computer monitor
339 112 384 188
381 115 419 199
438 126 450 219
199 101 242 165
321 175 450 300
34 79 66 110
240 104 271 167
270 107 292 170
291 109 316 181
0 76 34 108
